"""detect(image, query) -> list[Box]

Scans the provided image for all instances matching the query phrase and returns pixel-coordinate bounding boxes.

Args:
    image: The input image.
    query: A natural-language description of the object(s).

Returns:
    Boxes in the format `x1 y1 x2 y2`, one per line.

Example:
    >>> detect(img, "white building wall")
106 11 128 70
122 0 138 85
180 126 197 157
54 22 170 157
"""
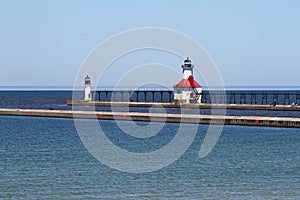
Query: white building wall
174 87 202 104
182 91 192 103
195 88 202 104
174 93 182 101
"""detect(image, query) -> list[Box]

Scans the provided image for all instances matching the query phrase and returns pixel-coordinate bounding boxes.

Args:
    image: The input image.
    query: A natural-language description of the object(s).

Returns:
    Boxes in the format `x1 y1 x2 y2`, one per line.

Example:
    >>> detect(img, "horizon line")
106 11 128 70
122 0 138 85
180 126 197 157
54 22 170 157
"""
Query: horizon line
1 85 300 91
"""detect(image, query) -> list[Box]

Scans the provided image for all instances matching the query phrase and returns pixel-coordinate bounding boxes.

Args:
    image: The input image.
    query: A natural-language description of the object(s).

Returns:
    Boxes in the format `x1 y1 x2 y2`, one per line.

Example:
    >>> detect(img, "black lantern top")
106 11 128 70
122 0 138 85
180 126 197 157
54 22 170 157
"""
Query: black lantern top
85 75 91 85
182 57 194 70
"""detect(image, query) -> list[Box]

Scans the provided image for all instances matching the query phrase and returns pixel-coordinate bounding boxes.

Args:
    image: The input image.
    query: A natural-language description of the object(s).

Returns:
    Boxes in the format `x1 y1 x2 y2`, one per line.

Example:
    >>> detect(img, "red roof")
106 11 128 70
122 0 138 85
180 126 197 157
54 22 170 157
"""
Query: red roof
175 76 201 88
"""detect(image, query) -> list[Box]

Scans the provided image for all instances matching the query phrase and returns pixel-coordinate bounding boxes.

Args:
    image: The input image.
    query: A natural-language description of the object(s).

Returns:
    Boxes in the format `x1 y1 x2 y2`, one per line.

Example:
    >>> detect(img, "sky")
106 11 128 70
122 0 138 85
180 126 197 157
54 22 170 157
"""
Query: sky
0 0 299 88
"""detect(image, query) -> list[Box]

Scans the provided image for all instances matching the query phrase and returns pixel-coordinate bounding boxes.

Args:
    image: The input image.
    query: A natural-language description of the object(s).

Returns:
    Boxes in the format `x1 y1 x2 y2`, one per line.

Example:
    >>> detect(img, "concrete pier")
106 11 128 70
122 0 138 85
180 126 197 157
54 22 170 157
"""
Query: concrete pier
1 108 300 128
68 100 300 111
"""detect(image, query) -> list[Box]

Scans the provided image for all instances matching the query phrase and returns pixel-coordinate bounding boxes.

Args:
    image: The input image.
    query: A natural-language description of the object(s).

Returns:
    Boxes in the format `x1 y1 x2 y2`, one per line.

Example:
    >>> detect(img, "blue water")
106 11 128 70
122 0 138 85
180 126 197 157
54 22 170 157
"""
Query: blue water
1 116 299 199
0 91 300 199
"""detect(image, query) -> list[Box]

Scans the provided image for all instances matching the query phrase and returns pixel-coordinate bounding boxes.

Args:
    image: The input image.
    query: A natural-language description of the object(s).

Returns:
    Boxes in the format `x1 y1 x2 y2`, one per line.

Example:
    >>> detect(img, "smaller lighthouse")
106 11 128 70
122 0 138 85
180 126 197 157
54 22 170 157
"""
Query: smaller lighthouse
84 75 92 101
174 57 202 104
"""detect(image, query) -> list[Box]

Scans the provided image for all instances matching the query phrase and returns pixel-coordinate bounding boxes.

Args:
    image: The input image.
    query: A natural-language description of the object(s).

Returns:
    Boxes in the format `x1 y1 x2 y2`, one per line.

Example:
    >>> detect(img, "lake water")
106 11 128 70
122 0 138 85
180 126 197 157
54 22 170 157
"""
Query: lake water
0 91 299 199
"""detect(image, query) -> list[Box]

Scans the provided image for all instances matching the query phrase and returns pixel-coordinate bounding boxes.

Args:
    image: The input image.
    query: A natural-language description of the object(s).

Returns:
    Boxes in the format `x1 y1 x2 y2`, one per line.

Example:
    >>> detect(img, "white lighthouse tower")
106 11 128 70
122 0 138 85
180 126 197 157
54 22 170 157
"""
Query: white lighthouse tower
174 57 202 104
84 75 92 101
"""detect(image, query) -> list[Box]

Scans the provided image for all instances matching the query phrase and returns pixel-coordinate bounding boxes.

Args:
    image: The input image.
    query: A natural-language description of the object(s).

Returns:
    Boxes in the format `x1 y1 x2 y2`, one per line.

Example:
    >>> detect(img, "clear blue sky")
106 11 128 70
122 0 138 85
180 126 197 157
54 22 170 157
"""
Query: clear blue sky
0 0 299 87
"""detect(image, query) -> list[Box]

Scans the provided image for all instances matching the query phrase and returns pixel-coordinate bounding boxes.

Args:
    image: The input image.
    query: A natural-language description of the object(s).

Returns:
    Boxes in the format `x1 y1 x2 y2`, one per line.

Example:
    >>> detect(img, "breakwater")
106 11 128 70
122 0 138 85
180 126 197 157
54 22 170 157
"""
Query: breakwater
1 108 300 128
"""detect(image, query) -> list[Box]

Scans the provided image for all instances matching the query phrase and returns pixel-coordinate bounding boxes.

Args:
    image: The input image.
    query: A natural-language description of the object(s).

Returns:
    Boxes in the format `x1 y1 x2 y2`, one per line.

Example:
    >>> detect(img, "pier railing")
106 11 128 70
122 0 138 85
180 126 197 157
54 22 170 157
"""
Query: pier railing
91 90 300 105
92 89 174 103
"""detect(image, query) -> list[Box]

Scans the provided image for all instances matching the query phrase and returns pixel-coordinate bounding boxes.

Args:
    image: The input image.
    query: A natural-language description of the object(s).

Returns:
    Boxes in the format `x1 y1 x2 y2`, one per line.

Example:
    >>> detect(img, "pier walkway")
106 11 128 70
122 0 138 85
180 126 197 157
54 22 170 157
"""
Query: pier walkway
1 108 300 128
68 101 300 111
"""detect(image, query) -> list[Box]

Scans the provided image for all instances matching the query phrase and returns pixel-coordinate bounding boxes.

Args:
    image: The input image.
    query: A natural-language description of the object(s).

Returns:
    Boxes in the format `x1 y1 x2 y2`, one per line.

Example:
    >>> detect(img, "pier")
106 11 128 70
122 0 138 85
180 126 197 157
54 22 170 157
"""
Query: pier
68 100 300 111
1 108 300 128
89 89 300 105
92 89 174 102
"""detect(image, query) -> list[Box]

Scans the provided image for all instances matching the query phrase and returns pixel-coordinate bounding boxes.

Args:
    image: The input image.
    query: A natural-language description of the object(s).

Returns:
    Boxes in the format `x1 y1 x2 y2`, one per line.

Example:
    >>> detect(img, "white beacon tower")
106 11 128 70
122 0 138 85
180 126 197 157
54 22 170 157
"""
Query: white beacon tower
84 75 92 101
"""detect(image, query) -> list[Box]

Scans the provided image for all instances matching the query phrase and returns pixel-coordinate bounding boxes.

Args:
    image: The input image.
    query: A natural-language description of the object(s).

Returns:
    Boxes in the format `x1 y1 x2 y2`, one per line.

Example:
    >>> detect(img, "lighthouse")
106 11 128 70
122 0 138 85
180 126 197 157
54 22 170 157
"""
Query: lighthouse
84 75 92 101
173 57 202 104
